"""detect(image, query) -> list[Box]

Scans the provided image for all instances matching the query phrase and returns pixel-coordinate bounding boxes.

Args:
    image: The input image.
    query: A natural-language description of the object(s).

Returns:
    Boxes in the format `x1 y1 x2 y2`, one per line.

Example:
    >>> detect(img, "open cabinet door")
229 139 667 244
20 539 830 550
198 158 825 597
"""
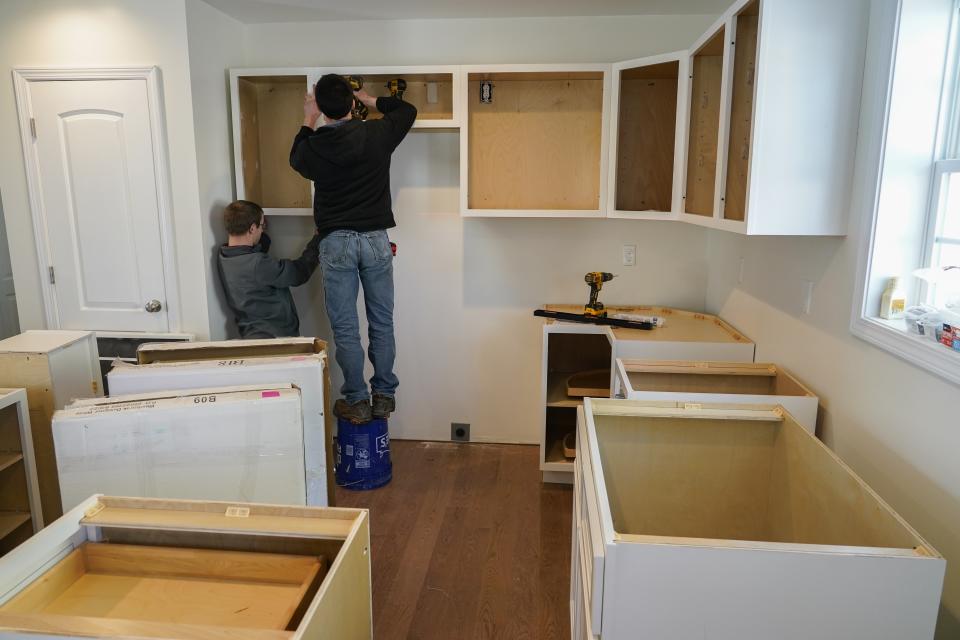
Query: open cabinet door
607 52 689 219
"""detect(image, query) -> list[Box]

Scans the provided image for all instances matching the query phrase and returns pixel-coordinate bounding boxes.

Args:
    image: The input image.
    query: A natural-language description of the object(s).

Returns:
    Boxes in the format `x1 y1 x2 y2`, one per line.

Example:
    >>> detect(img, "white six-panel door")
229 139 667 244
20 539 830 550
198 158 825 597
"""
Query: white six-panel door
13 68 175 333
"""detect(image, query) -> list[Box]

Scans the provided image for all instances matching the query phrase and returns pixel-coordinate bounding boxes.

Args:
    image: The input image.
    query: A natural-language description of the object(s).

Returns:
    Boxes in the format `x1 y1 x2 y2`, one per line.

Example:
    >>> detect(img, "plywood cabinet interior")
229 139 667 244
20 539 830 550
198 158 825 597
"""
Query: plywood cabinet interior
613 359 819 433
236 74 312 213
575 400 945 639
684 25 726 217
345 73 454 121
609 52 688 217
462 66 609 217
722 0 759 222
0 496 372 639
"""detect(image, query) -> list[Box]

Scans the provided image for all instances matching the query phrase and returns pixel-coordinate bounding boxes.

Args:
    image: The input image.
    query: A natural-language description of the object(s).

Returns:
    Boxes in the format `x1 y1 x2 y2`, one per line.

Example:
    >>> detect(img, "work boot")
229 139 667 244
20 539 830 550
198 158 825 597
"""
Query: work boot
372 394 396 419
334 399 372 425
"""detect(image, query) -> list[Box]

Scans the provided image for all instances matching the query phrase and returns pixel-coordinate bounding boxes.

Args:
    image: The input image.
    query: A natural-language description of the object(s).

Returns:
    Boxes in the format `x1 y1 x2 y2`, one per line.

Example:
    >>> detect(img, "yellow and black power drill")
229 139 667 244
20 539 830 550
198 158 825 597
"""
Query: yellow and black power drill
345 75 369 120
584 272 616 318
386 78 407 100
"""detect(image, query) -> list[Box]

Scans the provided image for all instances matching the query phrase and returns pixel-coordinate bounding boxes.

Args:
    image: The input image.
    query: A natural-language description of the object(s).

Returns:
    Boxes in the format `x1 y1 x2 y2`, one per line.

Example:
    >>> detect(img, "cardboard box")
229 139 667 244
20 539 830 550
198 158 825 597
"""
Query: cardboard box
53 386 307 512
108 353 330 505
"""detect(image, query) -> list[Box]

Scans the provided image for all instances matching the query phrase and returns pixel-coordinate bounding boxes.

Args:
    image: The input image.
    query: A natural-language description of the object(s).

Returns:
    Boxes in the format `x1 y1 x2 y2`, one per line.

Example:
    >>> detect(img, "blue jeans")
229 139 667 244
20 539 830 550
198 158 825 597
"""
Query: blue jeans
318 230 398 404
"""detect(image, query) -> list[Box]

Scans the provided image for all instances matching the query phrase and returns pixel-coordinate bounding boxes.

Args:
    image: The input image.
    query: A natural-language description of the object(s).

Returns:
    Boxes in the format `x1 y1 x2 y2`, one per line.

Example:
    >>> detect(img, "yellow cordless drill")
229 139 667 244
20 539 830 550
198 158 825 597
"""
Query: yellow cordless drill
386 78 407 100
584 272 616 318
345 75 369 120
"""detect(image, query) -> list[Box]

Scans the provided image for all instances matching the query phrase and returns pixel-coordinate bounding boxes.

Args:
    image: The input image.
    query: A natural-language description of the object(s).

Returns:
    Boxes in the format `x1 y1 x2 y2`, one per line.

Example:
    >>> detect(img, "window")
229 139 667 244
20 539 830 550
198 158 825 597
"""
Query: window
922 16 960 310
852 0 960 386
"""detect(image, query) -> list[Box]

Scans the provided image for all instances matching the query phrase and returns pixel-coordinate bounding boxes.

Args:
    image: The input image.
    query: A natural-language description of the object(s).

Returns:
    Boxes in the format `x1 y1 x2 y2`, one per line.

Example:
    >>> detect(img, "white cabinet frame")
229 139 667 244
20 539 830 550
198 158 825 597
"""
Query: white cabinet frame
230 65 462 217
459 63 612 219
607 51 690 220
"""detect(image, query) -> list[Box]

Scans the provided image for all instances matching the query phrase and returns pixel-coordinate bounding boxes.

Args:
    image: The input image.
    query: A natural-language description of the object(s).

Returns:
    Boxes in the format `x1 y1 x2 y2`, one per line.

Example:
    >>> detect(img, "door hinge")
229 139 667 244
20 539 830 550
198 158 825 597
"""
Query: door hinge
29 118 36 139
48 266 55 285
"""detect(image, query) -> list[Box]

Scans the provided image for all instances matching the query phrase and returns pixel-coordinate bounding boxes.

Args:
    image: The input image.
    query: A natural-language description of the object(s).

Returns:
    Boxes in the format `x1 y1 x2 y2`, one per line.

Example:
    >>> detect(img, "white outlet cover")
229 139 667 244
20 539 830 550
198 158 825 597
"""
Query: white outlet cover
622 244 637 267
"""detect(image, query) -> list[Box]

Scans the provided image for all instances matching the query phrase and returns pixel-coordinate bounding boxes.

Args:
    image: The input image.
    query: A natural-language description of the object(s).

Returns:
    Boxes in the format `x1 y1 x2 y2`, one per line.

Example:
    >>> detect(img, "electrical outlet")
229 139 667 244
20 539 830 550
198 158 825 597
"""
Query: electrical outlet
451 422 470 442
622 244 637 267
738 257 745 284
426 82 439 104
802 280 814 315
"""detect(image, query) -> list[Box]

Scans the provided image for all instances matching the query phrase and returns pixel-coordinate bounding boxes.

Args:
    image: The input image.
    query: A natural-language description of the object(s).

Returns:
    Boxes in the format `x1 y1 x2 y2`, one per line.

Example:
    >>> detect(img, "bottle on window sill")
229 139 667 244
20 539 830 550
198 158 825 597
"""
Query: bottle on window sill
880 277 907 320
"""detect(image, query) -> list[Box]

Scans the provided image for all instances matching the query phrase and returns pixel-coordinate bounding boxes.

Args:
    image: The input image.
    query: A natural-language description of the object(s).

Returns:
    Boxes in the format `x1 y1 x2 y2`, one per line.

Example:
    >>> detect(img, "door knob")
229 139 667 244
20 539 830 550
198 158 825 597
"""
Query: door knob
144 300 162 313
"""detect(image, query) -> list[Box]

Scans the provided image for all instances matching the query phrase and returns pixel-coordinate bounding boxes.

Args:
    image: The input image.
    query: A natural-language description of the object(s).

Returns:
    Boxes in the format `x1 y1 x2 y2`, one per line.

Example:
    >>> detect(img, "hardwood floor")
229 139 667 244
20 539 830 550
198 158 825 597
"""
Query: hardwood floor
335 440 573 640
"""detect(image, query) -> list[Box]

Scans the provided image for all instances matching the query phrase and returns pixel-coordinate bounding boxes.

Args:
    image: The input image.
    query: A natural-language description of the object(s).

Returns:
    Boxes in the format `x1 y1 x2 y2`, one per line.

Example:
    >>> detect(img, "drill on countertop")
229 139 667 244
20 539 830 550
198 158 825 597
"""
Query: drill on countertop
584 272 616 318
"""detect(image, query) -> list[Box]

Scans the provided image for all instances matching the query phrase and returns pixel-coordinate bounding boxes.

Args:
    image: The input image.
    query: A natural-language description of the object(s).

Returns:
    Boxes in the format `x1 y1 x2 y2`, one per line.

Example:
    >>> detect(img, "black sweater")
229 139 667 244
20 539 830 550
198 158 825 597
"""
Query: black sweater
290 97 417 236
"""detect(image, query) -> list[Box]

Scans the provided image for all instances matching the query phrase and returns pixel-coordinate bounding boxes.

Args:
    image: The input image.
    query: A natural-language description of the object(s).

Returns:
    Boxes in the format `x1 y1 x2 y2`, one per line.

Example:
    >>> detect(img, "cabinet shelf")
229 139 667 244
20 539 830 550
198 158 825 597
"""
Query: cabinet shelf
0 512 31 542
0 453 23 473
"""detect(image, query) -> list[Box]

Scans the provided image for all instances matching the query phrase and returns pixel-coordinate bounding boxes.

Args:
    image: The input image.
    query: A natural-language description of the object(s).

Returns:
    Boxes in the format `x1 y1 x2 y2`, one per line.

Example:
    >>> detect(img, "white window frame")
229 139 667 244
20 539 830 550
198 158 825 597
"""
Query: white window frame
852 0 960 387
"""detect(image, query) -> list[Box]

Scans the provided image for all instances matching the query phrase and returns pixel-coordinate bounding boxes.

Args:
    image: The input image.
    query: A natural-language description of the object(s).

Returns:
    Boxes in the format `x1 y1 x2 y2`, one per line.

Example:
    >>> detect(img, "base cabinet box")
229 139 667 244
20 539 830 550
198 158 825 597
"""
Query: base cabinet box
0 331 102 525
539 307 754 484
0 495 372 639
613 359 819 433
573 399 945 640
54 386 307 512
0 389 42 554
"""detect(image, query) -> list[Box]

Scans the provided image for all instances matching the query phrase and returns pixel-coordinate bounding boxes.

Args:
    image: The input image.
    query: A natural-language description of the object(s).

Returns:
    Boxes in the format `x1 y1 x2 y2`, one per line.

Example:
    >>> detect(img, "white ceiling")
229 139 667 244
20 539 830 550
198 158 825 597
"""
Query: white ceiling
203 0 729 23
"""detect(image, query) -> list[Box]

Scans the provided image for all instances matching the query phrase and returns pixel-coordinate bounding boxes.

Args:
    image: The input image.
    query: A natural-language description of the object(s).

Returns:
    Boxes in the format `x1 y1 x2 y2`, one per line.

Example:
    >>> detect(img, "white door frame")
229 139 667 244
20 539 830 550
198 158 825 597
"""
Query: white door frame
11 66 181 332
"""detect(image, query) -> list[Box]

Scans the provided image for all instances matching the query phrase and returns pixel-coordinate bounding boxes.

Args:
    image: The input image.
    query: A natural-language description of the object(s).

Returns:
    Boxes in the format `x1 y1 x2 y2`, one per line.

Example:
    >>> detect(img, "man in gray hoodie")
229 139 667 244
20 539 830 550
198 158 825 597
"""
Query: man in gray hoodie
217 200 320 338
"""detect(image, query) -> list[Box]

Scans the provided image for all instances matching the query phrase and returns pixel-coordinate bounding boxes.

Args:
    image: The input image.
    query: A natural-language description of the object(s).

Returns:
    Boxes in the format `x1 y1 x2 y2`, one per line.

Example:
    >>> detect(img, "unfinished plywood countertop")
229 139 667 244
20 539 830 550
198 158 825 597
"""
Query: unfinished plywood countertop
542 305 752 345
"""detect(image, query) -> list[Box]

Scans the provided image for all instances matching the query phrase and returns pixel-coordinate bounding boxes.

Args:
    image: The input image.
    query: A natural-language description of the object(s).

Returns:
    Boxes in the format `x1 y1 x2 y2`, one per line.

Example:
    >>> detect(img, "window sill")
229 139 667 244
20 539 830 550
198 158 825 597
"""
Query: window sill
851 315 960 386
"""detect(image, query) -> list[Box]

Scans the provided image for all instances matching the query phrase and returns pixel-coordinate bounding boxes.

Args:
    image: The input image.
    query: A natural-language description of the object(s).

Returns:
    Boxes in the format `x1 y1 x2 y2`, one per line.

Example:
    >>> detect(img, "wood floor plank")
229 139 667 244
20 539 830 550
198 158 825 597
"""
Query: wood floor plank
334 440 572 640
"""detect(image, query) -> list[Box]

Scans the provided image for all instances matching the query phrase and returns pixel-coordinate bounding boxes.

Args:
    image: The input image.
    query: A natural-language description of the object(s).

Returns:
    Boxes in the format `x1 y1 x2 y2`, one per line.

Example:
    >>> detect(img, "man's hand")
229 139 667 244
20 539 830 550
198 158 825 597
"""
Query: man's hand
354 89 377 110
303 92 321 128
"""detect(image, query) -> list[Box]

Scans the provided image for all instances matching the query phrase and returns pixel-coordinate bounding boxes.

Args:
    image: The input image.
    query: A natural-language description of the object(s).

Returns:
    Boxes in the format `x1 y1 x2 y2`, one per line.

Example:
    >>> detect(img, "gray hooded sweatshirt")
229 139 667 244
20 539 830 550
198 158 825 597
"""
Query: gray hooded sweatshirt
217 233 320 338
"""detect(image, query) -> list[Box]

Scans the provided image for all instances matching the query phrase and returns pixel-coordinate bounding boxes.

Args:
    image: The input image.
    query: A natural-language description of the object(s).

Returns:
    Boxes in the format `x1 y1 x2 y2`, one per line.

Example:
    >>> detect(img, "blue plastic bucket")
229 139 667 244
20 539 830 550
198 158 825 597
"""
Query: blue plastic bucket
335 417 392 490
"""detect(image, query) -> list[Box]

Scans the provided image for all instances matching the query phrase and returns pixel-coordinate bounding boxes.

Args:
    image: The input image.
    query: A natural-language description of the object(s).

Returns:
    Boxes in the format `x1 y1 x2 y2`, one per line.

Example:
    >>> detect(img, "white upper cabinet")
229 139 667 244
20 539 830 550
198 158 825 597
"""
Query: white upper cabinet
230 66 460 216
608 52 690 219
680 0 869 235
459 64 611 218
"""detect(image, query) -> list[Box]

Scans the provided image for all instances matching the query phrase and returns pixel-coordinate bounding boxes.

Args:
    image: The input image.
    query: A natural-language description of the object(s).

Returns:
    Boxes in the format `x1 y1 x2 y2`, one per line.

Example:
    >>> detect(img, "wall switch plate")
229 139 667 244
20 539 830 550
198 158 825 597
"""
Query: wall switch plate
622 244 637 267
426 82 439 104
451 422 470 442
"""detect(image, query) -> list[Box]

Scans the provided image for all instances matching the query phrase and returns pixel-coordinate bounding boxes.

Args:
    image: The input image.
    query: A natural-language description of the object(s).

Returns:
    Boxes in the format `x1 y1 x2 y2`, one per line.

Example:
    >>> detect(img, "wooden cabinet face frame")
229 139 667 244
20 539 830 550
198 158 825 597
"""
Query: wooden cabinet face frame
607 51 690 219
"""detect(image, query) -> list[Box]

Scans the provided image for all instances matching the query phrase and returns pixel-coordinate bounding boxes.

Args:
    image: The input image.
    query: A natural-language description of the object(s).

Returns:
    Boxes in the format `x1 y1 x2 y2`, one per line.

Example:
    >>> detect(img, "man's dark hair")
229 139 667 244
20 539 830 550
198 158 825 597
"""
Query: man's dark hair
315 74 353 120
223 200 264 236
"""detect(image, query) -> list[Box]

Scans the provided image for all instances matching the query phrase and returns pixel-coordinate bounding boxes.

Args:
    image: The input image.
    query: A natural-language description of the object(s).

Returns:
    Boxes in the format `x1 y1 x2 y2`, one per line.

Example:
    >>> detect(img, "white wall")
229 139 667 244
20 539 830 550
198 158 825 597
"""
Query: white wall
705 2 960 635
0 1 211 338
185 0 245 340
235 14 715 443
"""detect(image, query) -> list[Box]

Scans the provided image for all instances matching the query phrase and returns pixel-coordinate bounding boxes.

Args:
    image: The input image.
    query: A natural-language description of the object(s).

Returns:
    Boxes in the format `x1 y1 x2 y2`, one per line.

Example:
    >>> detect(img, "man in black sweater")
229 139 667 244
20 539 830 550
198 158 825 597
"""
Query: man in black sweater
290 74 416 424
217 200 319 338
